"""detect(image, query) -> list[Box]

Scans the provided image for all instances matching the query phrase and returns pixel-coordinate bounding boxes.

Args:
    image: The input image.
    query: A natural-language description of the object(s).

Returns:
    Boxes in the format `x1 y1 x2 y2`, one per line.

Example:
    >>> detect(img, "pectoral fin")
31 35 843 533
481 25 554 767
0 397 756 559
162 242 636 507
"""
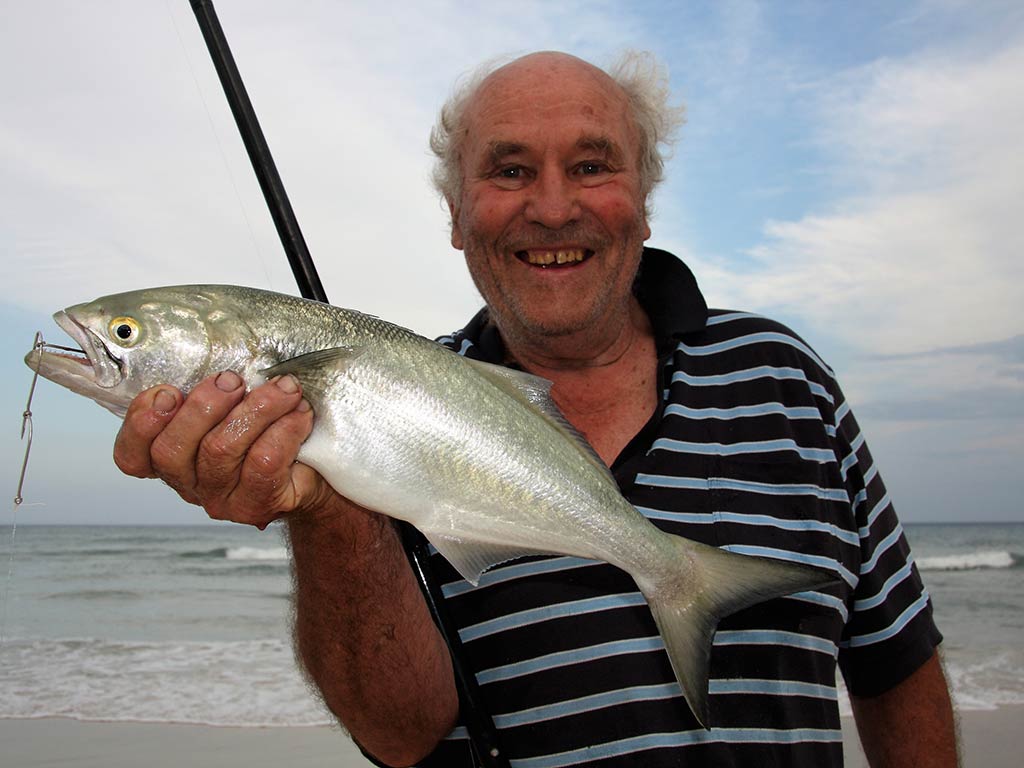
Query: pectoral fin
261 347 364 400
262 346 364 378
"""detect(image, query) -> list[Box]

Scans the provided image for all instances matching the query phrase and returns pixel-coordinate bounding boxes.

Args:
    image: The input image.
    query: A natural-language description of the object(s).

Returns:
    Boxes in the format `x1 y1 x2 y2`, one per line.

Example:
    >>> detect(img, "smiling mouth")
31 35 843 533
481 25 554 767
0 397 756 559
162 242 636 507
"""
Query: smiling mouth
516 248 592 268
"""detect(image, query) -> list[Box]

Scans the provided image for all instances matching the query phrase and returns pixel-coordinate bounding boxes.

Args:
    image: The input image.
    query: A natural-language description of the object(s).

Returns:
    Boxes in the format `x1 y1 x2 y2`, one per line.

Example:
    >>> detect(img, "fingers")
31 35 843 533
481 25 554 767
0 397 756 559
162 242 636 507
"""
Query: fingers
114 386 184 479
150 371 249 501
234 397 314 511
114 371 320 527
234 408 319 530
197 377 316 523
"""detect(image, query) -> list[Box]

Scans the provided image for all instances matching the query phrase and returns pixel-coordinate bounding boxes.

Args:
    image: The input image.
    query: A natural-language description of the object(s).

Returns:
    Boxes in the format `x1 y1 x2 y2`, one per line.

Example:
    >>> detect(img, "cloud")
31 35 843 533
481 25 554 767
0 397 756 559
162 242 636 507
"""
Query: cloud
873 334 1024 383
876 335 1024 361
857 386 1024 422
840 333 1024 428
699 39 1024 359
0 1 652 338
4 2 1022 525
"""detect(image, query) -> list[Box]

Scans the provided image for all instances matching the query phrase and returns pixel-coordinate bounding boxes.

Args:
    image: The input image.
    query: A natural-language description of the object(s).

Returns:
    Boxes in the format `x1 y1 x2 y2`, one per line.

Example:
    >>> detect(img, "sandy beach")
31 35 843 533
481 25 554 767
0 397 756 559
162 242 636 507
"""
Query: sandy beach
1 706 1018 767
0 717 373 768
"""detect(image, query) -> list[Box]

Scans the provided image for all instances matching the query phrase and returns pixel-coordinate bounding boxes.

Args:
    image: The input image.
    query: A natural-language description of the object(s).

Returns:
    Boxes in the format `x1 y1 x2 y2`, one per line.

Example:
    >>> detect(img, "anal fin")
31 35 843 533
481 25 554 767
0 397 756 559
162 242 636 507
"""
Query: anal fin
426 533 551 586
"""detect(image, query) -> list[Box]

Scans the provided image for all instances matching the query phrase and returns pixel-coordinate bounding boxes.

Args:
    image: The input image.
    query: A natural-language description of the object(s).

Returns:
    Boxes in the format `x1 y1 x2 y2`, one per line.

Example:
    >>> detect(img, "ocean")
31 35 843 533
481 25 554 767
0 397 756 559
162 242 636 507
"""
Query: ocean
1 522 1022 727
0 523 329 727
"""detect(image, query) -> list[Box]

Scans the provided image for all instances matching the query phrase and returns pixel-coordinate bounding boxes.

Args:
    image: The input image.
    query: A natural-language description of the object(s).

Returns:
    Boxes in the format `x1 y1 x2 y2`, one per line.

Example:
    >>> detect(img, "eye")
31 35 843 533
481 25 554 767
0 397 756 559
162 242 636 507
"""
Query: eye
489 164 532 190
109 316 141 346
572 161 615 186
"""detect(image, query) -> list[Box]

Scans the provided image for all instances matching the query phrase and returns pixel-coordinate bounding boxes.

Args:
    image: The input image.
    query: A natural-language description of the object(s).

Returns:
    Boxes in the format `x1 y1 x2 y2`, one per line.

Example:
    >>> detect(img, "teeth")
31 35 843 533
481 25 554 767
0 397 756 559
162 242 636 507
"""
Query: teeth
526 249 585 266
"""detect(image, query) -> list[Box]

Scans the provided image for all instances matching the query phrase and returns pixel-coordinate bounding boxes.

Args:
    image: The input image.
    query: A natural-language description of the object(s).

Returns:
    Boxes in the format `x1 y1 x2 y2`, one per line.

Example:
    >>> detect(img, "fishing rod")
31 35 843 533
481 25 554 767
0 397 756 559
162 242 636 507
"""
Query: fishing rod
187 3 507 766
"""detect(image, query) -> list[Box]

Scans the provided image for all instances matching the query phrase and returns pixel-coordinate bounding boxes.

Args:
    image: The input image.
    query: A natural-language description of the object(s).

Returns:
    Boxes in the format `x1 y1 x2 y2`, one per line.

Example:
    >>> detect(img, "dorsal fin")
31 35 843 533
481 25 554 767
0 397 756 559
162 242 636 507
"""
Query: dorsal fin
464 358 618 487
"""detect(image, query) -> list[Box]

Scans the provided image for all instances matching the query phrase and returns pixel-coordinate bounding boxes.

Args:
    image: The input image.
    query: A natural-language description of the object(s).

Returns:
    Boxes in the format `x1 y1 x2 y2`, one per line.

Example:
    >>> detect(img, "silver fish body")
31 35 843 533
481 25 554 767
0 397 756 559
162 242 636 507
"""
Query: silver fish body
25 284 836 727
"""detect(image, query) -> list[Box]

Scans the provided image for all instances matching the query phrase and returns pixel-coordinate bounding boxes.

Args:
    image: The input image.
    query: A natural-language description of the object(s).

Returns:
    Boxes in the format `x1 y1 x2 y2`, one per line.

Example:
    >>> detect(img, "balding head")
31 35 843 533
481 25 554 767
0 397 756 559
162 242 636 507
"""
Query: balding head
472 51 622 107
430 50 683 216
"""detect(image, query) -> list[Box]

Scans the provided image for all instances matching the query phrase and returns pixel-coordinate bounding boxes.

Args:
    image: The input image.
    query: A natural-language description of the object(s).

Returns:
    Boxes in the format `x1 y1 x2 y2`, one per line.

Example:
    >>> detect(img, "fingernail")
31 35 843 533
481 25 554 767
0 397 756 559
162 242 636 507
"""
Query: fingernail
297 398 311 413
153 389 177 414
216 371 243 392
276 374 299 395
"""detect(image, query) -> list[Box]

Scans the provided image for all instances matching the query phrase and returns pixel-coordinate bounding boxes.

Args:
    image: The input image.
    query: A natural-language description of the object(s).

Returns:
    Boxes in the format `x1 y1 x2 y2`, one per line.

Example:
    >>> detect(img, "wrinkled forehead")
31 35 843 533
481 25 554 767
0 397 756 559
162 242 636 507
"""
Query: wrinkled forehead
465 54 636 146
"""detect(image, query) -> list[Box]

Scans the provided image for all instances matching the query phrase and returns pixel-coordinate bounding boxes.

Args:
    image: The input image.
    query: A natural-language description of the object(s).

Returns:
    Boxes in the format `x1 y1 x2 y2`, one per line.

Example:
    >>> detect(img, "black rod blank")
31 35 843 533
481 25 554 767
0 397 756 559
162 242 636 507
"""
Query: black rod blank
186 3 506 766
189 0 325 302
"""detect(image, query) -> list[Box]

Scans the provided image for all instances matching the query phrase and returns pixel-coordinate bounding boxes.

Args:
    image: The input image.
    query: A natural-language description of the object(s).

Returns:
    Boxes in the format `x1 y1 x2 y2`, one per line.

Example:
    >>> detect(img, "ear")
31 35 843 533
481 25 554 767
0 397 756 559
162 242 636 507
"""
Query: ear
448 198 464 250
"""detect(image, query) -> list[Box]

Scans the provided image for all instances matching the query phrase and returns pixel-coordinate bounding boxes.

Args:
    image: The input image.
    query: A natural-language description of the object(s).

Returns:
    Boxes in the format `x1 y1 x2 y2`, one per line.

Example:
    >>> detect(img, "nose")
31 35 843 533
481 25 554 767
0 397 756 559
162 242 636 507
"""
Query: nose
524 164 580 229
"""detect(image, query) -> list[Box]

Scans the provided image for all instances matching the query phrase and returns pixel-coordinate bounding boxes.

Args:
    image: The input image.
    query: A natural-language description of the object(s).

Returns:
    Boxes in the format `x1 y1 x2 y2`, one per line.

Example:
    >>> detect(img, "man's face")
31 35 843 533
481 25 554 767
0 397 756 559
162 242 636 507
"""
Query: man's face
450 54 651 349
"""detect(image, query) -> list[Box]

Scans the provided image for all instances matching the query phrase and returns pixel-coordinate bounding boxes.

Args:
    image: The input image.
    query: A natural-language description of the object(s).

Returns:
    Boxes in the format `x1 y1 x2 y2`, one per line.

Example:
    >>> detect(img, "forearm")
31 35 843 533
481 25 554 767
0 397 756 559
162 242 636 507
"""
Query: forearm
287 498 458 767
851 650 959 767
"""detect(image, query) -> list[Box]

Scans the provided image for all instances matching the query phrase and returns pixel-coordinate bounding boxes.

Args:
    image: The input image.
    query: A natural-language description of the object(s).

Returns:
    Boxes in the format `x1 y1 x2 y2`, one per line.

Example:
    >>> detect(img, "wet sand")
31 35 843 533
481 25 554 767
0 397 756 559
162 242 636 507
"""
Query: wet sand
2 706 1017 766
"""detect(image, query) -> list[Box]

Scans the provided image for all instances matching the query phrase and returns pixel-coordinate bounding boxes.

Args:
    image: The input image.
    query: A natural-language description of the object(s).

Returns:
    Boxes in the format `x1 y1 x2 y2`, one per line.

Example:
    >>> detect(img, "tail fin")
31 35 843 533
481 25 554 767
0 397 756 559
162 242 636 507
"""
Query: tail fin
638 536 838 729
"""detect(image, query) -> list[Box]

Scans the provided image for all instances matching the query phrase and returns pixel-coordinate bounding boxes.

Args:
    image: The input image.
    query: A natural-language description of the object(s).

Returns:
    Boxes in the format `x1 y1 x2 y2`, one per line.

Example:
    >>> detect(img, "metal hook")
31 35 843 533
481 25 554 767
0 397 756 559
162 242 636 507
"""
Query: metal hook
3 332 50 646
14 332 47 506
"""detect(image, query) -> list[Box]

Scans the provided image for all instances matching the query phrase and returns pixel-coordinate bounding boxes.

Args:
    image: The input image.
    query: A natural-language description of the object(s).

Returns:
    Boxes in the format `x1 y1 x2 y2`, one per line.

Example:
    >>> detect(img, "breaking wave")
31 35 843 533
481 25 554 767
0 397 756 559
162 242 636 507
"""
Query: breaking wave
916 550 1018 571
179 546 289 561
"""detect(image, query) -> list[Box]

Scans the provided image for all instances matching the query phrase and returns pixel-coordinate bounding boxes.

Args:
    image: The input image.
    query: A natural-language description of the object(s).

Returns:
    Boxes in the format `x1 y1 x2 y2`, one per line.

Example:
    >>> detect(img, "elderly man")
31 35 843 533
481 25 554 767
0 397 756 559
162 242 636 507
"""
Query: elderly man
113 52 958 767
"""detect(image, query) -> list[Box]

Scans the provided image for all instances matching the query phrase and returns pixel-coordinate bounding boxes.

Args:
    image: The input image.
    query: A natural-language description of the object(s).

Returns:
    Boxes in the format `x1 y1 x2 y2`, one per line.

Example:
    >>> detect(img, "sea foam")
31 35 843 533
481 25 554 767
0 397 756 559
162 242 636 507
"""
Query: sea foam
0 637 331 727
916 550 1017 571
226 546 289 561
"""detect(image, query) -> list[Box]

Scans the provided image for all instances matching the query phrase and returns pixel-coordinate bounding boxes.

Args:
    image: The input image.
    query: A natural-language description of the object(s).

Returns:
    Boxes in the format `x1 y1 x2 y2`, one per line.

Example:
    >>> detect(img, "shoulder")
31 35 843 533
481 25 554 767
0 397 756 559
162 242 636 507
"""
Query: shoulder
668 309 846 427
685 309 837 382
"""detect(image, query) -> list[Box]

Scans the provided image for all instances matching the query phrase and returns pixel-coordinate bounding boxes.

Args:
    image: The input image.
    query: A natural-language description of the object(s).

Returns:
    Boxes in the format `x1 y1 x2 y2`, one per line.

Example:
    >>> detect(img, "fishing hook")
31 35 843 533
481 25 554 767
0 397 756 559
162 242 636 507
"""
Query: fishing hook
14 333 47 506
3 332 50 646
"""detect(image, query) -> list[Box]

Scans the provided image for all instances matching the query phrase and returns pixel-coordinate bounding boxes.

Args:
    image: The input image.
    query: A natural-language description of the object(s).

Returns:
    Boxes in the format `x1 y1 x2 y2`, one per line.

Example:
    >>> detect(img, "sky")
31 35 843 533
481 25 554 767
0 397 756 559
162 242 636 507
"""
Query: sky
1 0 1021 525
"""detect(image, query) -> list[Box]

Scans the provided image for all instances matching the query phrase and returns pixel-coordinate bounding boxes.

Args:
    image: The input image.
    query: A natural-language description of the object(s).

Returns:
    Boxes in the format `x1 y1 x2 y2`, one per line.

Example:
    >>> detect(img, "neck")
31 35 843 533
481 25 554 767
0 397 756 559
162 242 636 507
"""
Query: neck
502 296 647 371
501 298 659 465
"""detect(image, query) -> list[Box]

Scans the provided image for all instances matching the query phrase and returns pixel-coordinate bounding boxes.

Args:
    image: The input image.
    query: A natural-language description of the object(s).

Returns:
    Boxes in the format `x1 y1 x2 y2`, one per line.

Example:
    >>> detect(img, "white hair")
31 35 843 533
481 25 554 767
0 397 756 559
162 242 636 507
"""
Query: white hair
428 51 685 215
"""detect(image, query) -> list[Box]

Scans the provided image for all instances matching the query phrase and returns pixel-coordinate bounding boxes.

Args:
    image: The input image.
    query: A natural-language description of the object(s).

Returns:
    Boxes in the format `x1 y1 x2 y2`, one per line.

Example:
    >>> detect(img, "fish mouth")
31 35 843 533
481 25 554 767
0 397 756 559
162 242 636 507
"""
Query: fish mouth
24 311 125 390
514 248 593 269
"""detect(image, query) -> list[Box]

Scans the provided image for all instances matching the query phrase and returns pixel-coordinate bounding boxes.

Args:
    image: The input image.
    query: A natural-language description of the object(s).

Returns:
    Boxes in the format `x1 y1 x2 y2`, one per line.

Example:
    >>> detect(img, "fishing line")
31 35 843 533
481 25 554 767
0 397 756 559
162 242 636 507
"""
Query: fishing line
1 333 48 647
162 0 277 292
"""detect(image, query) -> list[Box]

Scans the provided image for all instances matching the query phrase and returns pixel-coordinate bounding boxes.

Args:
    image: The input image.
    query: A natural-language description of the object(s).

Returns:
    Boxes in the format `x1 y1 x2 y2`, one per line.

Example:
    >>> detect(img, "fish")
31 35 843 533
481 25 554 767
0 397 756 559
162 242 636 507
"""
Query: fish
24 284 837 727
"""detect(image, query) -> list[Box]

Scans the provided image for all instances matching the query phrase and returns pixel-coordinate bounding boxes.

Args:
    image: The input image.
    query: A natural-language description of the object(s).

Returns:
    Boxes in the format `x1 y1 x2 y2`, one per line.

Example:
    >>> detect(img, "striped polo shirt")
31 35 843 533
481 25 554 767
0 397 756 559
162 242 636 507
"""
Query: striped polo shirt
414 247 940 767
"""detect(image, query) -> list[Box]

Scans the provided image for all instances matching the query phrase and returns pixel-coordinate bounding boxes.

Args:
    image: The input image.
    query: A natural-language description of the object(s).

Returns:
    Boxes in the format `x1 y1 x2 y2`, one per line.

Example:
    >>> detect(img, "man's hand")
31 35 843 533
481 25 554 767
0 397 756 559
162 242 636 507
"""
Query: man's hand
113 371 329 527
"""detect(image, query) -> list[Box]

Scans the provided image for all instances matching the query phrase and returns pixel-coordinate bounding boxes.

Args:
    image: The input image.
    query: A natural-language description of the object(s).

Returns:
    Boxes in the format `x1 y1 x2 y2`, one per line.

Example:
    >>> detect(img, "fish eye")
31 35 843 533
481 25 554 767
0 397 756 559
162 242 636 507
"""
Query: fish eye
108 316 141 346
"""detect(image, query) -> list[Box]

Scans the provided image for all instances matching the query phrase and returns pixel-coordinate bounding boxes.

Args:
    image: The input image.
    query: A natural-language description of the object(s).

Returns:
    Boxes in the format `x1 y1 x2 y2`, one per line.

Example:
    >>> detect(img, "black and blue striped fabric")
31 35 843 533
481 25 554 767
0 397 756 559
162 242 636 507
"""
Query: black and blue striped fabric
417 248 940 767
